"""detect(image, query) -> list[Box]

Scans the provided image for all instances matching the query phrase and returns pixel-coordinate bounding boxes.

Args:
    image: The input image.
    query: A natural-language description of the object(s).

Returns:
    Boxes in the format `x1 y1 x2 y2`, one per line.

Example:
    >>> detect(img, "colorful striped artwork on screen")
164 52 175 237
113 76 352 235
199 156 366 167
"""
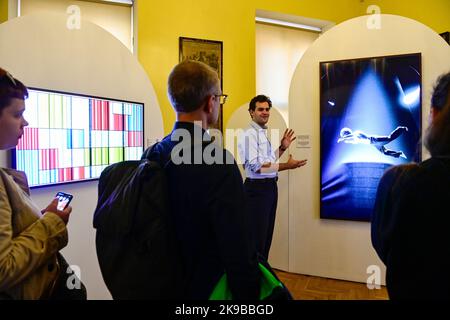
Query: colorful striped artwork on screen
15 89 144 187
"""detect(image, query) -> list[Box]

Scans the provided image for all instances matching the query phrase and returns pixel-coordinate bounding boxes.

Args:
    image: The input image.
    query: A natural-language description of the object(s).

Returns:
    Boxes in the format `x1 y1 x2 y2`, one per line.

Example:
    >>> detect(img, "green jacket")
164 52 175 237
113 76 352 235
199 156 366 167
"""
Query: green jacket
0 168 68 299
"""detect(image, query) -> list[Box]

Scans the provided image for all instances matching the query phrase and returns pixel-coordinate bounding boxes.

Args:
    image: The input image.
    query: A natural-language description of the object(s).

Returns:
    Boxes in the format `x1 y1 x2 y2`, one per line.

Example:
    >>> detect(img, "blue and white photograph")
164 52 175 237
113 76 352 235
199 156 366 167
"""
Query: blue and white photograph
320 53 422 221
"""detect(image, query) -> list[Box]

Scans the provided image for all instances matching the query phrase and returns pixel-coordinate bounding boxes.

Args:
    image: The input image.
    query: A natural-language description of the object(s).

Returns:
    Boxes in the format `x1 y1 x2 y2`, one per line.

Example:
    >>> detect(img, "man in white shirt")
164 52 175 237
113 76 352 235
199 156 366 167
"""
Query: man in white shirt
237 95 307 260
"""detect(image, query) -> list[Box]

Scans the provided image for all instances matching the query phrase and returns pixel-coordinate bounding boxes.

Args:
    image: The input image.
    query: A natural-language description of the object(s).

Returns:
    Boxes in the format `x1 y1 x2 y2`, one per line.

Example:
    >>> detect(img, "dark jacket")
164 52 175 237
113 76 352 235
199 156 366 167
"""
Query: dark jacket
372 157 450 299
144 122 260 299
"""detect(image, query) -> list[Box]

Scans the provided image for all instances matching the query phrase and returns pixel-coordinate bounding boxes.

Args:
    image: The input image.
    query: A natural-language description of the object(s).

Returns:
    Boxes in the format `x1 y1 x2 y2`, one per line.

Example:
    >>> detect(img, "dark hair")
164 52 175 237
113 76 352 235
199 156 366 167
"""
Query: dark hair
431 72 450 112
0 67 28 113
168 60 220 113
425 71 450 156
249 95 272 111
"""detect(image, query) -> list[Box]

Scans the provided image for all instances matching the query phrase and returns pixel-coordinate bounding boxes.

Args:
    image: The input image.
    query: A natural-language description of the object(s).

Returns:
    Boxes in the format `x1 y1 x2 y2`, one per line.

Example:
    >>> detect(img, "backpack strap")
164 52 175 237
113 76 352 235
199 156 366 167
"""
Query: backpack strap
142 141 172 169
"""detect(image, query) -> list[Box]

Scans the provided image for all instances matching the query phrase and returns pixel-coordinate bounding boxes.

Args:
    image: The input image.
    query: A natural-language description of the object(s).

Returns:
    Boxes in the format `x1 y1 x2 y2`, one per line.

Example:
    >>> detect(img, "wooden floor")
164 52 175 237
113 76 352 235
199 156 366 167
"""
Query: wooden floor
275 270 389 300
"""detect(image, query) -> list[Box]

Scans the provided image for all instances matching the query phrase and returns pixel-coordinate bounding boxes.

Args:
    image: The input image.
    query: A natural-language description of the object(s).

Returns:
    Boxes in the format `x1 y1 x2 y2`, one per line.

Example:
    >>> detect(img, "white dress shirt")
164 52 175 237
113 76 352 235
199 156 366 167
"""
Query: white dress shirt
237 121 278 179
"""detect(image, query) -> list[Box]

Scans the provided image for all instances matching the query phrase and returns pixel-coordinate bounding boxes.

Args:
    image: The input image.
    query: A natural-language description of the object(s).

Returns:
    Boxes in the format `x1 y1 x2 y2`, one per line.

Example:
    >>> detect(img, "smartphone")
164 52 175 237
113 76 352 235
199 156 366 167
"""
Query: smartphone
55 192 73 211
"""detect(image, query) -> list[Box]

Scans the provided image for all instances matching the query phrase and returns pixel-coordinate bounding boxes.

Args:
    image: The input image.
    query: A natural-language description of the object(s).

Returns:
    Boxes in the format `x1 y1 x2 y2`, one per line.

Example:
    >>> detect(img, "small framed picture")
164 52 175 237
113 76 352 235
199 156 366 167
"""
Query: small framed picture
179 37 224 132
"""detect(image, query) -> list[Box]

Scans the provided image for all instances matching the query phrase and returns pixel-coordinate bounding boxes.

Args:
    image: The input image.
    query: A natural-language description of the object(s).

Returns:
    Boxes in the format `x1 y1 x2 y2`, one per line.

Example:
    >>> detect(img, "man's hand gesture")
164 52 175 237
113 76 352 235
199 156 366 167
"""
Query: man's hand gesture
287 155 308 169
280 129 296 150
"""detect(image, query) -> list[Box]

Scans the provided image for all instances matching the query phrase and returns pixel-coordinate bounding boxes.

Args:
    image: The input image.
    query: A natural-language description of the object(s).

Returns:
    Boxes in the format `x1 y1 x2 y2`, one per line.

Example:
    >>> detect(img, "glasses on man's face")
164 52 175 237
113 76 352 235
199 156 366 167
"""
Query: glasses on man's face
214 94 228 105
0 69 17 87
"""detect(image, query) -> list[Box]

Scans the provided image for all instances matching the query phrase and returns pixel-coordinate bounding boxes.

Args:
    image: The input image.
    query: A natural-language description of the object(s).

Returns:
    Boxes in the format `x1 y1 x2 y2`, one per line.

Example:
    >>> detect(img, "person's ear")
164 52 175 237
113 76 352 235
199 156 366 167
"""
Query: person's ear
203 95 214 114
249 109 254 119
430 107 440 122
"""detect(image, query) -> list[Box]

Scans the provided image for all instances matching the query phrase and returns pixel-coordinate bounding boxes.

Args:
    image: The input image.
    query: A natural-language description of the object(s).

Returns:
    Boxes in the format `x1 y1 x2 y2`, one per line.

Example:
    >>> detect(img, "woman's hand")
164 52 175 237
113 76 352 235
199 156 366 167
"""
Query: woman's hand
41 198 72 225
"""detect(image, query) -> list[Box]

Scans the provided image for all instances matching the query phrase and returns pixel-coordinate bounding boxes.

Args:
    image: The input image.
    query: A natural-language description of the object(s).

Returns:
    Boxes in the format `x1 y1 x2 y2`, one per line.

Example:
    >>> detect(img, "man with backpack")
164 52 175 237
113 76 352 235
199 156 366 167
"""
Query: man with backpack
94 60 260 299
149 60 262 299
149 60 260 299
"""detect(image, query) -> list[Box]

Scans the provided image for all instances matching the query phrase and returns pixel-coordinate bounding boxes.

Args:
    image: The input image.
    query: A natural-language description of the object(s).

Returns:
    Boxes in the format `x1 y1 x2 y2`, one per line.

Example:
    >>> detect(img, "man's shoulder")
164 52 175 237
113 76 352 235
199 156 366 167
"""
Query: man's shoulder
167 139 239 166
379 163 429 201
201 144 239 168
415 157 450 183
238 124 258 139
420 157 449 170
241 125 255 132
382 163 420 182
142 135 173 163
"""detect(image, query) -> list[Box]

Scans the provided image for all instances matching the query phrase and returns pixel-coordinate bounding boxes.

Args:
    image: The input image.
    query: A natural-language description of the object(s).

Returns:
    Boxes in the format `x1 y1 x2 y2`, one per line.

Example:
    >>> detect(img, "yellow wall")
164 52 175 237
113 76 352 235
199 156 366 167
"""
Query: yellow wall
0 0 7 23
361 0 450 34
2 0 447 134
137 0 360 134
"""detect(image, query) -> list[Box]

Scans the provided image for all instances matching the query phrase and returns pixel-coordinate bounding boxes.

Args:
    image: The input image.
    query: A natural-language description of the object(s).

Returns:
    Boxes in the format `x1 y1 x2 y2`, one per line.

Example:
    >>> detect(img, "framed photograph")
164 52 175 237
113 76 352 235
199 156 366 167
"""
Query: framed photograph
320 53 422 221
179 37 223 132
440 32 449 45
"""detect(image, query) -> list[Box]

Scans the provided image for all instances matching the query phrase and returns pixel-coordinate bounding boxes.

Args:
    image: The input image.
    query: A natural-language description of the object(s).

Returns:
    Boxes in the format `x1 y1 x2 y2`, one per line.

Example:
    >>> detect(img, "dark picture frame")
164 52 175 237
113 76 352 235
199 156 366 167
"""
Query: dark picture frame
440 32 449 45
319 53 422 221
179 37 224 132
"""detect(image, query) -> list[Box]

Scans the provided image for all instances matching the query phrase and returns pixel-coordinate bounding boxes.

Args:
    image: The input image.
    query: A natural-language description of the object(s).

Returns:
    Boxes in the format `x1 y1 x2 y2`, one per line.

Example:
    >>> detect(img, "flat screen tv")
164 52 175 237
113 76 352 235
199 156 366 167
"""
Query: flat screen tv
320 53 422 221
12 88 144 188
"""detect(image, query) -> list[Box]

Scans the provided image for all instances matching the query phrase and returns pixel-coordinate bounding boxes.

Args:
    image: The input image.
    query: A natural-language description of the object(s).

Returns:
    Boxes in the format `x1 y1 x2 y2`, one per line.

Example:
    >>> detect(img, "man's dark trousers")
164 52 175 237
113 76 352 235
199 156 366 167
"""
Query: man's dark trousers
244 178 278 260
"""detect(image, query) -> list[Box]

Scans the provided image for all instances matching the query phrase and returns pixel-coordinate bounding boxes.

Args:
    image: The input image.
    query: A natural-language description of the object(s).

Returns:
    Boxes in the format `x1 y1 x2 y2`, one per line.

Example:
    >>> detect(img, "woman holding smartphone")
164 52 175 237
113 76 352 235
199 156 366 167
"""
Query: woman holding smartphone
0 67 82 299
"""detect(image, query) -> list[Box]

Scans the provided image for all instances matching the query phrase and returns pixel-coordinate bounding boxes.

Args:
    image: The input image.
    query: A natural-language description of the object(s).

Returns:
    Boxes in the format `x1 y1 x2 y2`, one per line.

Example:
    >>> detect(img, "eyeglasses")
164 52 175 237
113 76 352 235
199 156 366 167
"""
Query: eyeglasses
0 69 17 87
214 94 228 105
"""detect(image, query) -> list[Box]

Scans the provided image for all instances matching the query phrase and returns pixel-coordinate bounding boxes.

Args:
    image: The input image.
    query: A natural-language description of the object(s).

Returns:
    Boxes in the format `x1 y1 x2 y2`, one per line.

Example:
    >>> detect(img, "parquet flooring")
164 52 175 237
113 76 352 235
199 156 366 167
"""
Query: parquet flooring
275 270 389 300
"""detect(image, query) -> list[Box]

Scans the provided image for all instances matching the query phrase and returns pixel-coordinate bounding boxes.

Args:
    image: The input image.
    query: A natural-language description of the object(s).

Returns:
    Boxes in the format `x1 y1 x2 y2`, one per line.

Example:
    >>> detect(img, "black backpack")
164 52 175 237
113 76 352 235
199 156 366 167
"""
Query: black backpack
93 153 183 299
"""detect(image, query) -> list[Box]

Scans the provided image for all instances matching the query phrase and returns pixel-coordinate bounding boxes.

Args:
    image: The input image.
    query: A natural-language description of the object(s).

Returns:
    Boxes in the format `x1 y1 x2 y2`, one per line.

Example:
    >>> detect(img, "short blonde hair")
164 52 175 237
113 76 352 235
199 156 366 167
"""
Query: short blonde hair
168 60 220 113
